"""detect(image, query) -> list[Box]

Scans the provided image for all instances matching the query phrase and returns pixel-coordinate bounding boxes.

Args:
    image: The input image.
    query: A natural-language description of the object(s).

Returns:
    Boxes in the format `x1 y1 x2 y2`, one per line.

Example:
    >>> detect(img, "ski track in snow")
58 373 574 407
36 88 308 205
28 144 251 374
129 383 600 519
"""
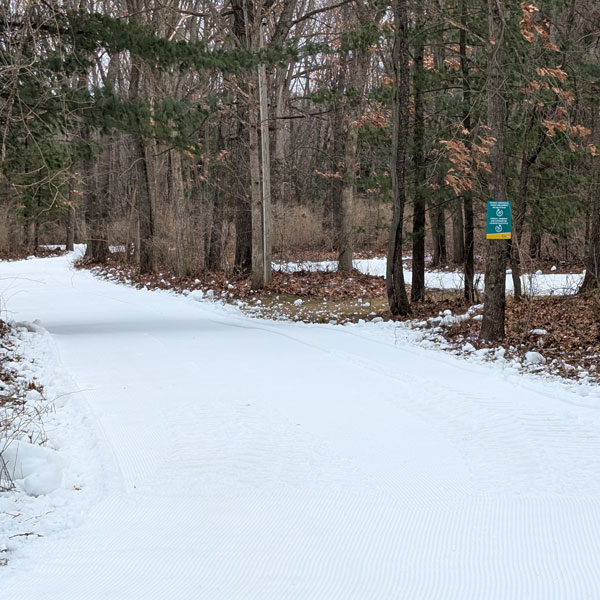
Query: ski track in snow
1 251 600 599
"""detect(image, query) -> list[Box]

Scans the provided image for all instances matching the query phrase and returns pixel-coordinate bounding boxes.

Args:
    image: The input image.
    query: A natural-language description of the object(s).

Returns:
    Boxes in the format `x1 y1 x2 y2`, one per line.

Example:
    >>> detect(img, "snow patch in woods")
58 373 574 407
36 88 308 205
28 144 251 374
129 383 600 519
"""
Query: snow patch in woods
275 258 584 296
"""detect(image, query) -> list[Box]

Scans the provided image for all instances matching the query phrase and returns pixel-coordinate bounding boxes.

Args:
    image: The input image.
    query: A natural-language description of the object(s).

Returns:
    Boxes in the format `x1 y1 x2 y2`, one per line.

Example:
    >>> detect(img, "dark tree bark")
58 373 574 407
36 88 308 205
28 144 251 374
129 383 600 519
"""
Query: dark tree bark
127 57 155 275
170 148 187 278
230 2 253 275
510 111 546 299
205 126 224 271
580 173 600 293
529 227 542 259
411 0 426 302
83 128 109 264
480 0 509 343
430 193 447 267
451 200 465 264
387 0 411 316
460 0 475 303
322 65 346 244
66 202 75 251
134 135 154 274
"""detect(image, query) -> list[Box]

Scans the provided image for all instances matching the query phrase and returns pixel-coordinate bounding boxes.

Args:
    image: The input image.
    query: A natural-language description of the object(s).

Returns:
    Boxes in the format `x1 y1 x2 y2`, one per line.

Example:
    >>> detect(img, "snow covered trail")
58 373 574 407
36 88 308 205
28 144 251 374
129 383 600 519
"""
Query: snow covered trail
2 253 600 599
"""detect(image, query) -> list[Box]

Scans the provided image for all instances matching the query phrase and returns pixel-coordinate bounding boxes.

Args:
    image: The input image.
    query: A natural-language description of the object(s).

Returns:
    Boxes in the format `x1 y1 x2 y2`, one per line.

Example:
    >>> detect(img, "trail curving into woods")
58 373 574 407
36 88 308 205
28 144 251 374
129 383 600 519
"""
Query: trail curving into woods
2 252 600 599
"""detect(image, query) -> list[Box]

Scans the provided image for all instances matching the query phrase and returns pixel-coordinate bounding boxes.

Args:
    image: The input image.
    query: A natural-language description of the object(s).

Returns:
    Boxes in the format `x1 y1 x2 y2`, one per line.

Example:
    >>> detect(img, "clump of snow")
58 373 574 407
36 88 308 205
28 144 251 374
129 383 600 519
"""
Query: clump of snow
189 290 204 302
525 351 546 365
293 299 303 306
530 328 548 335
1 441 64 497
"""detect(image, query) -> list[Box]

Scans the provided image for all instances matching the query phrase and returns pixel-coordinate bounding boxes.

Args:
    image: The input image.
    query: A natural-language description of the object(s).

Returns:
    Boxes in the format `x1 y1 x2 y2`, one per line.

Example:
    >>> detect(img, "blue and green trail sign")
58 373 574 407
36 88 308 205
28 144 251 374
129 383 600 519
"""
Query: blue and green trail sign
486 200 512 240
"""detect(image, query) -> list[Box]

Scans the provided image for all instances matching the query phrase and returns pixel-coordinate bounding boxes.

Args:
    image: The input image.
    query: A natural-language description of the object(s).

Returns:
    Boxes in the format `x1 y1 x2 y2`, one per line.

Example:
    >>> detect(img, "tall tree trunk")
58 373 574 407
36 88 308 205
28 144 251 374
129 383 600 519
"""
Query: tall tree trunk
233 111 252 273
411 1 426 302
338 45 367 272
66 200 75 252
480 0 509 342
580 172 600 293
206 126 224 271
170 149 187 278
273 67 290 209
338 119 358 271
129 60 154 274
84 129 109 263
258 32 272 286
323 64 346 246
510 113 546 299
430 29 446 269
249 79 265 289
136 135 154 274
387 0 411 316
451 201 465 264
430 192 447 267
460 0 475 303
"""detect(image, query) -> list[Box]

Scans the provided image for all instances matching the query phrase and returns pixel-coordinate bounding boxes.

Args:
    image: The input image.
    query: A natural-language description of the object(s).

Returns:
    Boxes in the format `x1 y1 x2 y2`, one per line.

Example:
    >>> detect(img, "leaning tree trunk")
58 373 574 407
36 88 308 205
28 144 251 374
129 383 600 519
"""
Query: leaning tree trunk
480 0 509 343
387 0 411 316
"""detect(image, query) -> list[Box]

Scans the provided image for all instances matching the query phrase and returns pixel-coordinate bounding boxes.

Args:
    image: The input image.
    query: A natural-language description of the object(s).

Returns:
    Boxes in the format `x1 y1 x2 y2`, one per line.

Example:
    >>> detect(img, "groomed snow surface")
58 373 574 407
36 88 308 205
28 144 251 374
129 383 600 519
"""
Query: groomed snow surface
1 251 600 599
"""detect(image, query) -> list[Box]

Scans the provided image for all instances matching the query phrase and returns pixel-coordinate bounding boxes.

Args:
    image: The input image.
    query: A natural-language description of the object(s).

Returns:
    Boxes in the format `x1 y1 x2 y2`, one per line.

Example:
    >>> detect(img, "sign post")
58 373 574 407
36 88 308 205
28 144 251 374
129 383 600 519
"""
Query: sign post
486 200 512 239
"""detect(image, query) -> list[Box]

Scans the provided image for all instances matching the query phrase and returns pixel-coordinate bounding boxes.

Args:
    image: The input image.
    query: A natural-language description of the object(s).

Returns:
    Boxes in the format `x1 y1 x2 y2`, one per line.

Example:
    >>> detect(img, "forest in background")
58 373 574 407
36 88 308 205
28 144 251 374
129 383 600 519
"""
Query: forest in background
1 0 599 342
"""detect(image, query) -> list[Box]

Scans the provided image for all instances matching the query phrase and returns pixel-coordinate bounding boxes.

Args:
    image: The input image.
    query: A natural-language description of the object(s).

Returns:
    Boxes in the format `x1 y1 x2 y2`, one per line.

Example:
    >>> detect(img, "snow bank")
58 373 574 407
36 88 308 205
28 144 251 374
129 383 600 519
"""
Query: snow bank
0 321 107 562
